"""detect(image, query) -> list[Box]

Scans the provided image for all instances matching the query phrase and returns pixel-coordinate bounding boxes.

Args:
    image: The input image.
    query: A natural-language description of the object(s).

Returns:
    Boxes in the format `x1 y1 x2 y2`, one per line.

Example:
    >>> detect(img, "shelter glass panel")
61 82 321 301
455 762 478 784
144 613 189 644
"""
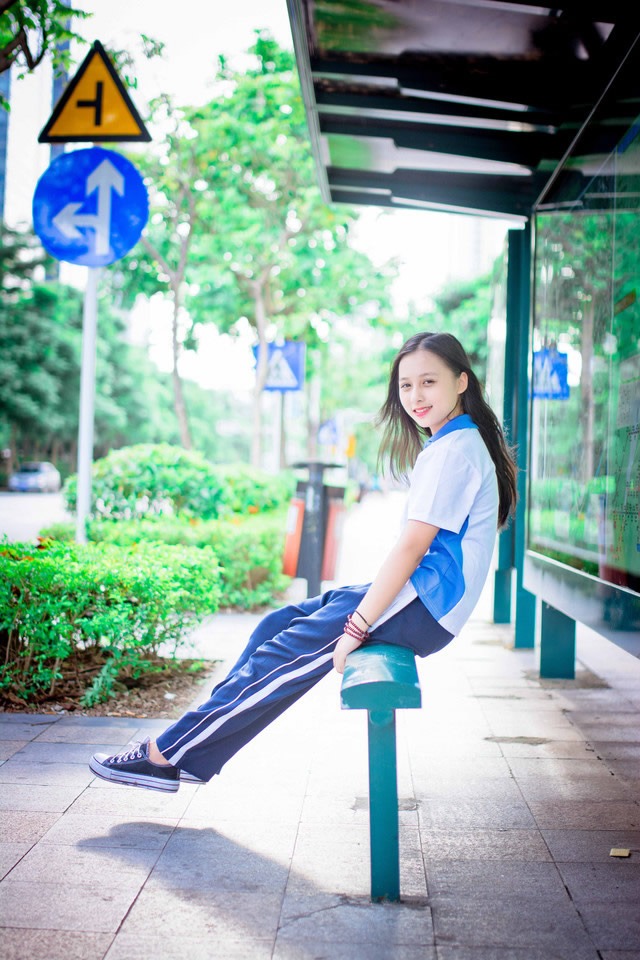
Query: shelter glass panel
530 116 640 594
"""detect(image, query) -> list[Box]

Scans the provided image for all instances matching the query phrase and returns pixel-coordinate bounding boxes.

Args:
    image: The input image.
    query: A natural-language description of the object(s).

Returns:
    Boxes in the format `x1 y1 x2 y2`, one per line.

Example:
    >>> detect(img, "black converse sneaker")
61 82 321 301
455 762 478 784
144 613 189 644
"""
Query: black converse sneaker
89 737 180 792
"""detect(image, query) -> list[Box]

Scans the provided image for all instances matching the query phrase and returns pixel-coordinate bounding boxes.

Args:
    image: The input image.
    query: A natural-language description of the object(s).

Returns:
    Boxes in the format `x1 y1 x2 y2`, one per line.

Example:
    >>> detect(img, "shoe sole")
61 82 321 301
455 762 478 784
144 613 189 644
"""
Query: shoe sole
89 757 180 792
180 773 206 784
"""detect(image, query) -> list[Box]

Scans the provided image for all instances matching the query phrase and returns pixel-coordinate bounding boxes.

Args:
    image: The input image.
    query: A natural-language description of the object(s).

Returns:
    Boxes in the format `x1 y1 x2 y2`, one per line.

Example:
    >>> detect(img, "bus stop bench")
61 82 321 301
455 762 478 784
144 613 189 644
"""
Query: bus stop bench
340 642 421 901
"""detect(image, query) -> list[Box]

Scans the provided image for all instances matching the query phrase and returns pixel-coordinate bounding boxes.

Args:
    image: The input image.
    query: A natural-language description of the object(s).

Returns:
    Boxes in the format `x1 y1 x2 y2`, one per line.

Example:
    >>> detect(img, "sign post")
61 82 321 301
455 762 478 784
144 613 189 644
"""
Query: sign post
76 267 100 542
33 146 149 542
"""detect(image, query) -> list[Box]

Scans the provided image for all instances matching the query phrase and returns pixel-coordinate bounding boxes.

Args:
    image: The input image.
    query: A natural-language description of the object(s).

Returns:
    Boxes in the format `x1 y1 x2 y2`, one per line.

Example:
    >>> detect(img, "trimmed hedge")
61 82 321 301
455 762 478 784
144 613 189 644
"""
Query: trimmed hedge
40 510 291 610
62 444 295 521
0 539 222 706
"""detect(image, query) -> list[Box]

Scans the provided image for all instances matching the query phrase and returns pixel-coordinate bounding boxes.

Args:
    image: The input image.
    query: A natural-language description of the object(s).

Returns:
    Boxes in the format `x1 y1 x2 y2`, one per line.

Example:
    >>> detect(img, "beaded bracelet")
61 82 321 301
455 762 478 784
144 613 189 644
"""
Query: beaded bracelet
352 609 372 630
343 613 370 643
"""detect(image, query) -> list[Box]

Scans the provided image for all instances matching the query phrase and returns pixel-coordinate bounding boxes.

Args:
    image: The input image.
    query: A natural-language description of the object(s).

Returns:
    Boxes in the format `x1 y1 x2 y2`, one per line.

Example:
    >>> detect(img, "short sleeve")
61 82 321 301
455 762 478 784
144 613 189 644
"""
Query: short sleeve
407 445 482 534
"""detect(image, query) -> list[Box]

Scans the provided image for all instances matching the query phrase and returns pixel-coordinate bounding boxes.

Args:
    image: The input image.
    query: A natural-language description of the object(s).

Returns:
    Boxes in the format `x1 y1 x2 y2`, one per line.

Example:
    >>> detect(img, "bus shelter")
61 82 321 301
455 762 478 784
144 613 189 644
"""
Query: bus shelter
286 0 640 673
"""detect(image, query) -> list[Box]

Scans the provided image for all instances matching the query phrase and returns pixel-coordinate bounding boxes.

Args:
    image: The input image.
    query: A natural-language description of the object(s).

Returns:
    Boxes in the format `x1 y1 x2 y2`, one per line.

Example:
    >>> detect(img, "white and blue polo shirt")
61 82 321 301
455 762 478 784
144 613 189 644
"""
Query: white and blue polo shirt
371 413 499 637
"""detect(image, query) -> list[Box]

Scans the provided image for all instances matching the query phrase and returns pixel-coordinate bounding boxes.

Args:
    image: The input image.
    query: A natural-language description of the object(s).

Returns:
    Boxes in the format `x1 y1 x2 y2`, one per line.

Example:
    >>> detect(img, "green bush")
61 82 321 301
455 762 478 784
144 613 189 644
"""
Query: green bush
40 510 291 610
0 539 221 705
63 444 226 521
63 444 295 521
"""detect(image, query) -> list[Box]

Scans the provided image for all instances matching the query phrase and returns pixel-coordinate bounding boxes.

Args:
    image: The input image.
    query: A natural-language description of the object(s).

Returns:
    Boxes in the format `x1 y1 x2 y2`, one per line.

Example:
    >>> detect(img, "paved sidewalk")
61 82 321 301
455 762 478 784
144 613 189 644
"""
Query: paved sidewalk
1 495 639 959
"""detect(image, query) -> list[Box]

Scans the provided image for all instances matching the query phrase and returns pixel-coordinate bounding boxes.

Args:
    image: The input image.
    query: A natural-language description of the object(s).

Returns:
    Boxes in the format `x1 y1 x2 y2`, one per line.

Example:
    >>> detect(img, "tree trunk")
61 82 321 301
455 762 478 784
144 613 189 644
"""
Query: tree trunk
279 391 287 469
171 282 192 450
251 283 269 469
580 296 594 484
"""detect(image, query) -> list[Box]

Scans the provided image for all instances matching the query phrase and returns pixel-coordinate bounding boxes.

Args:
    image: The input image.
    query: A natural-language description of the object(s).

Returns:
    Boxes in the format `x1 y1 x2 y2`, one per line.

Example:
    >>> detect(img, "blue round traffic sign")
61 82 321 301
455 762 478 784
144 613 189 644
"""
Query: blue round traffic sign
33 147 148 266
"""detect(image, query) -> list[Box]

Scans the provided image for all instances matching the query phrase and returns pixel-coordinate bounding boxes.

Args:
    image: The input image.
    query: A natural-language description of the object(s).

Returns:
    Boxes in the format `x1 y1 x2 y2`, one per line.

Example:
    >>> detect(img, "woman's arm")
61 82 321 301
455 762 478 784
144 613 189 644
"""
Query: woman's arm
333 519 440 673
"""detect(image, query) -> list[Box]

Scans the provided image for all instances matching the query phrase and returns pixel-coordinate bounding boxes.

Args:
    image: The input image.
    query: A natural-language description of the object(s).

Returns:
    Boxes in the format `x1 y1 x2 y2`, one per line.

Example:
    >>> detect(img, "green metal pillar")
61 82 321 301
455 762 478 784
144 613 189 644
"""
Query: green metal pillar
513 223 536 648
540 601 576 678
367 709 400 901
493 229 519 623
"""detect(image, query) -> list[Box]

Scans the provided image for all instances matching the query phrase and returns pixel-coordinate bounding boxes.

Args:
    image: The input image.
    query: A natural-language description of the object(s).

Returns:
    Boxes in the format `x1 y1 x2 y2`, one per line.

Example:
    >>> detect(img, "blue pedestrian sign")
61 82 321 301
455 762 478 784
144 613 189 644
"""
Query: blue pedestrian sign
32 146 148 266
253 341 305 392
533 347 570 400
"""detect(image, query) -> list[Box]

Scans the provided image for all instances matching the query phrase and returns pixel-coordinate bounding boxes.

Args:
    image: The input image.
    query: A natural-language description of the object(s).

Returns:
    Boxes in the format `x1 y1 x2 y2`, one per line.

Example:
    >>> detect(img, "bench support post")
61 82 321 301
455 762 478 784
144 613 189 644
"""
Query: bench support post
540 601 576 679
367 709 400 901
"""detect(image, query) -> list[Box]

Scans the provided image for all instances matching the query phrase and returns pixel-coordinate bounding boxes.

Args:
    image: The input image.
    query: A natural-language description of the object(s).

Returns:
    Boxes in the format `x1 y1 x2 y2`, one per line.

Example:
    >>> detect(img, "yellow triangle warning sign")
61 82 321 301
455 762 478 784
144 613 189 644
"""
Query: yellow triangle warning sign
39 40 151 143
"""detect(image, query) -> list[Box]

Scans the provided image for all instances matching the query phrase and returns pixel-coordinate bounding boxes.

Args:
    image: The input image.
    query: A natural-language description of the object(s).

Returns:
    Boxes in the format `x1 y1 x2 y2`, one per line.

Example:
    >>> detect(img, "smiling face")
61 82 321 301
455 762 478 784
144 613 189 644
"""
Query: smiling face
398 348 468 436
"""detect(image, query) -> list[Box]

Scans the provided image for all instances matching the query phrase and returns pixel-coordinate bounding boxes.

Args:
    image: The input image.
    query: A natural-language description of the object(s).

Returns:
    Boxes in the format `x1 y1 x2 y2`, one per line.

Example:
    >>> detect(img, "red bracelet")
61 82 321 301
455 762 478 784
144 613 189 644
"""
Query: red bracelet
343 613 370 642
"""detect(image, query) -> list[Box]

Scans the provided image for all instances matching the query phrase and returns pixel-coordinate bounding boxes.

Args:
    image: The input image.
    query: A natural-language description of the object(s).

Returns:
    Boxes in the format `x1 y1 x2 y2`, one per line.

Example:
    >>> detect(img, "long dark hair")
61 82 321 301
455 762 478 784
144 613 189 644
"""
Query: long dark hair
376 332 518 529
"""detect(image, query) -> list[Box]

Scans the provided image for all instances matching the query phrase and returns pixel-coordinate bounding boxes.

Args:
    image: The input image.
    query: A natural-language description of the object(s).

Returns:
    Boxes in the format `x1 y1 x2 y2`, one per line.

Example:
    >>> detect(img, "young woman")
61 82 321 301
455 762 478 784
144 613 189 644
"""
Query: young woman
89 331 517 792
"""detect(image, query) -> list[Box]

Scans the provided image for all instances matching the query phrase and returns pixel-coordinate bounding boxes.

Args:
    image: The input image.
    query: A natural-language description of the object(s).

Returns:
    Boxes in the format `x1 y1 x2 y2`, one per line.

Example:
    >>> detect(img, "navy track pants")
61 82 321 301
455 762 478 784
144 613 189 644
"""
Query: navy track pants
156 583 453 782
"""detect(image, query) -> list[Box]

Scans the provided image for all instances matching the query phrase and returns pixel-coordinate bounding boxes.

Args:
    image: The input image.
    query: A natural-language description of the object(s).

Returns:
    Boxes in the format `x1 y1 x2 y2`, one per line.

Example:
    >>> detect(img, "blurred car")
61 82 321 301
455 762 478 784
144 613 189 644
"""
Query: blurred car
8 461 62 493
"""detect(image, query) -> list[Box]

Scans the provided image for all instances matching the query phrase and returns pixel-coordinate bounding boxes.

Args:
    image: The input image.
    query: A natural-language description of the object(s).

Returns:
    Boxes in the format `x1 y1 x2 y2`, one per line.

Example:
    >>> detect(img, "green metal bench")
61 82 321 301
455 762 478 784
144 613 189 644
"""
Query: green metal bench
340 641 421 901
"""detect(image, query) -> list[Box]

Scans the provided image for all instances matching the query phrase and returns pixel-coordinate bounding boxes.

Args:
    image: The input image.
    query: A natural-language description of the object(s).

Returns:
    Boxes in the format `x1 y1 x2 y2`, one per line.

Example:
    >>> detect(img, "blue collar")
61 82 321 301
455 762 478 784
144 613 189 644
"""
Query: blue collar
423 413 477 448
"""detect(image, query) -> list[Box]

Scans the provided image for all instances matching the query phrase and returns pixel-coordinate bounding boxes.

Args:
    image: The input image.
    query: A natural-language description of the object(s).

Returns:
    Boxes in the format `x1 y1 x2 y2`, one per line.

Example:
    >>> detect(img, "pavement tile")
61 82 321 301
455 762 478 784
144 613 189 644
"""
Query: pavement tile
436 949 599 960
34 723 140 744
603 760 640 781
274 943 435 960
0 929 113 960
412 758 512 779
184 786 306 823
67 783 193 818
527 800 640 830
0 783 81 812
413 778 523 801
288 839 371 896
121 885 284 939
420 829 551 862
425 860 569 901
599 953 640 960
516 776 632 802
541 829 640 862
0 811 61 843
300 794 418 827
419 799 536 831
558 862 640 902
0 879 143 931
576 901 640 950
592 743 640 760
148 829 292 893
431 899 598 957
0 741 27 761
507 757 617 778
8 842 159 884
570 712 640 727
579 725 640 743
105 935 274 960
278 892 433 944
0 720 56 740
0 842 31 879
0 760 96 787
40 814 178 849
495 740 600 759
11 741 124 763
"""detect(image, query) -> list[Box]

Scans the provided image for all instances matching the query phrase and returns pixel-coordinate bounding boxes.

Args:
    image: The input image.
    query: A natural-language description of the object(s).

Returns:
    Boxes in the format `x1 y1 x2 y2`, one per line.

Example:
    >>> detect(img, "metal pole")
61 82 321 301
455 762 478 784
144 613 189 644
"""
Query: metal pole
513 223 536 647
368 709 400 901
75 266 100 544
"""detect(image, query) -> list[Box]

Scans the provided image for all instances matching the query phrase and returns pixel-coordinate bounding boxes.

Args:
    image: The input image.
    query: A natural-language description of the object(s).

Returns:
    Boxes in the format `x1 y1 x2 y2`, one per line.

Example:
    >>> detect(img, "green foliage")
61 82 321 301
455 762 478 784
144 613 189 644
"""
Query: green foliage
41 510 292 611
0 539 221 704
0 0 89 100
63 444 226 521
62 444 295 521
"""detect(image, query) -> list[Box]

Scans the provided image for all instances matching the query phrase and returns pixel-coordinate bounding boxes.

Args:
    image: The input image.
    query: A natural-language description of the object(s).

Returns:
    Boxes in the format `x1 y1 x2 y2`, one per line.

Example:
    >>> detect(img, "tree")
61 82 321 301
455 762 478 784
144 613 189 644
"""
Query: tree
112 32 395 465
0 0 88 89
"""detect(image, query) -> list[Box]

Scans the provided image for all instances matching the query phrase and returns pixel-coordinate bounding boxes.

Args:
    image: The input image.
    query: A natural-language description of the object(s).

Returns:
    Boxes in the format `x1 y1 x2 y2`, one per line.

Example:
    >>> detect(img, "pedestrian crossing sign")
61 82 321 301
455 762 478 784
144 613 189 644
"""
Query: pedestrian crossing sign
38 40 151 143
254 341 305 392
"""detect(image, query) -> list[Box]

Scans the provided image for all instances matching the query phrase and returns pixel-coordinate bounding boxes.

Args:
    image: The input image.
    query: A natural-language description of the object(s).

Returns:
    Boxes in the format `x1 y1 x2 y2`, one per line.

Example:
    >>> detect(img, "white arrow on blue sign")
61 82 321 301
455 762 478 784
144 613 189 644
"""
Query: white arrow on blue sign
33 146 148 266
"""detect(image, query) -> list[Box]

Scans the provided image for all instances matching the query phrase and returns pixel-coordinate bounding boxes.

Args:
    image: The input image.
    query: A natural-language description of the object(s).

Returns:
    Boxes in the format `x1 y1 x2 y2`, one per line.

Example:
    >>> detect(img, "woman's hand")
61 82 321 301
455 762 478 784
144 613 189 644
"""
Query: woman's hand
333 632 364 674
